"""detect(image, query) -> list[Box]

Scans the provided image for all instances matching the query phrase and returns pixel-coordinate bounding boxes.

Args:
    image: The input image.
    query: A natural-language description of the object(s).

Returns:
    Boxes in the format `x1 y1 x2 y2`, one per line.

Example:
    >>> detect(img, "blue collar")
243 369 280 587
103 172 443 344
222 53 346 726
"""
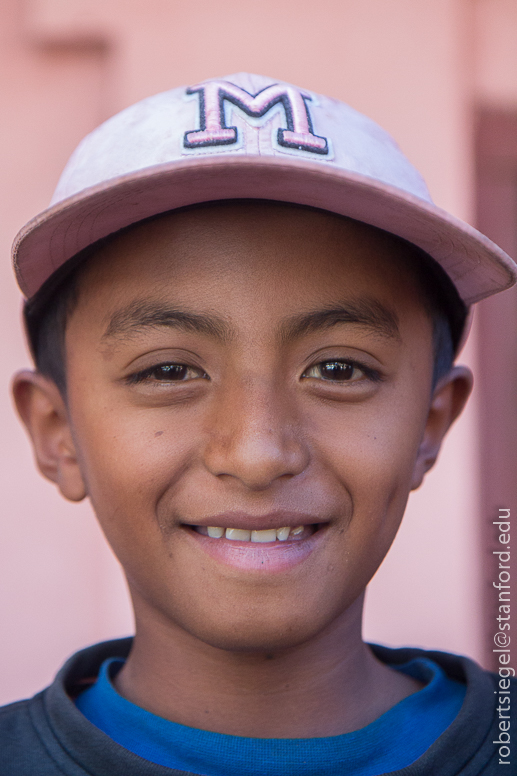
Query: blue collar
76 655 465 775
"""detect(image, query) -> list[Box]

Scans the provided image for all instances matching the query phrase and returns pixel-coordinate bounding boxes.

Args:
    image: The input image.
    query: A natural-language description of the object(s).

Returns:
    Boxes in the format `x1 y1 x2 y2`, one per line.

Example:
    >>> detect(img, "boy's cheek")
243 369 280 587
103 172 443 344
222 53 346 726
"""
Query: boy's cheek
70 372 425 522
66 359 427 554
62 397 423 650
73 405 417 565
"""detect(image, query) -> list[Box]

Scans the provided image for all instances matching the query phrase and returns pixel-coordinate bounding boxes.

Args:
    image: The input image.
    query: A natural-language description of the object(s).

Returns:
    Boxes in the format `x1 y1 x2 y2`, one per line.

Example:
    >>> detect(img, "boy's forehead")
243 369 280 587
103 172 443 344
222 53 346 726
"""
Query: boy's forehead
82 203 417 286
74 202 430 330
89 201 419 264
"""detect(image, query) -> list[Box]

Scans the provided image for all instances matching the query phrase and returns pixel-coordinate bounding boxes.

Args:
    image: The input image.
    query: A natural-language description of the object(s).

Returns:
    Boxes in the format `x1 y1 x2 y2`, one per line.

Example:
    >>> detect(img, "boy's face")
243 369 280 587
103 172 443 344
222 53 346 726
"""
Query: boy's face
19 203 470 652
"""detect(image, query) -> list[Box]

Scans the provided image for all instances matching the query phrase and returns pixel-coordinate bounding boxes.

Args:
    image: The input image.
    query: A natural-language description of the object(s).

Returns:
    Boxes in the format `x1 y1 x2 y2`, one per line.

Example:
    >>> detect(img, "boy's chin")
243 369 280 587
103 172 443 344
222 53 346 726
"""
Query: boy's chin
184 615 329 655
152 589 360 656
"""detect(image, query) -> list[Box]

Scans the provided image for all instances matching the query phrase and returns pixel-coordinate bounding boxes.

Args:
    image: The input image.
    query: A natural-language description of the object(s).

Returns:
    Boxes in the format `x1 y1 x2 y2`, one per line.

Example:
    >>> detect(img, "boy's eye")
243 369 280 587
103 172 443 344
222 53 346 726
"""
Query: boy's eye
302 360 372 382
128 363 208 384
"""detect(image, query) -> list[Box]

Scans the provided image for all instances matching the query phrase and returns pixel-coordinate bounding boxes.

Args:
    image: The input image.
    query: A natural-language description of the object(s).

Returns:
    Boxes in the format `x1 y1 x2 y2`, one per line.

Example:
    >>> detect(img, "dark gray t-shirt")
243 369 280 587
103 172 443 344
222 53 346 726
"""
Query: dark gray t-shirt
0 639 513 775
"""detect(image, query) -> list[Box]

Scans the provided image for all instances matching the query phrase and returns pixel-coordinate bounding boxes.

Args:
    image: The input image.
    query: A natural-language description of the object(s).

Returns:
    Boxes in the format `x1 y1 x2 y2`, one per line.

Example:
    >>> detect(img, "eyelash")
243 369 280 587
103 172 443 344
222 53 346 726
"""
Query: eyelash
127 363 208 384
126 359 382 385
301 359 382 383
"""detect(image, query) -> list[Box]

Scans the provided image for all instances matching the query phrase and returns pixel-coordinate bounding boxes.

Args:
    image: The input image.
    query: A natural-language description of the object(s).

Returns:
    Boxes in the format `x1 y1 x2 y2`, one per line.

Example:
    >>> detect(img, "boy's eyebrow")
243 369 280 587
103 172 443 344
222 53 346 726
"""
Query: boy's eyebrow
280 300 400 342
102 301 233 342
101 298 400 344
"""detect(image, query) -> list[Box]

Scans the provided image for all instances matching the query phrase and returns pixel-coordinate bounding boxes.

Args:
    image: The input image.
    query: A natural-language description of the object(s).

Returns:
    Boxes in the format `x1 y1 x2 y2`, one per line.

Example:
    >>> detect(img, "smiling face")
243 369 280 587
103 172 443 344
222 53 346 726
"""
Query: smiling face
19 203 468 653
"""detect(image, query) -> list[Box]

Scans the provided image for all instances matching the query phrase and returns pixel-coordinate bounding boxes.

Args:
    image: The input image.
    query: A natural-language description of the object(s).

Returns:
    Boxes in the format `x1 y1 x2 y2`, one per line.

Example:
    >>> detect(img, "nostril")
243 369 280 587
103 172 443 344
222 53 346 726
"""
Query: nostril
205 448 310 490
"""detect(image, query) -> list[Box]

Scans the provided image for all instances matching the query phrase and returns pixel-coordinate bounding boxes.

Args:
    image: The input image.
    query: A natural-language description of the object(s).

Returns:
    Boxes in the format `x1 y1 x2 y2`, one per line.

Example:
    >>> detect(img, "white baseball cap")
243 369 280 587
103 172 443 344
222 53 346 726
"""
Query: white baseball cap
12 72 516 305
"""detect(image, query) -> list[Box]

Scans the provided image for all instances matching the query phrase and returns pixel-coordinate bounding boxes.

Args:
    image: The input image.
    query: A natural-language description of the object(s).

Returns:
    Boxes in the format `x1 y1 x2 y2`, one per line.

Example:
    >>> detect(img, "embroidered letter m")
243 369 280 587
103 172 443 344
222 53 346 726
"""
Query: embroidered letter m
184 80 328 155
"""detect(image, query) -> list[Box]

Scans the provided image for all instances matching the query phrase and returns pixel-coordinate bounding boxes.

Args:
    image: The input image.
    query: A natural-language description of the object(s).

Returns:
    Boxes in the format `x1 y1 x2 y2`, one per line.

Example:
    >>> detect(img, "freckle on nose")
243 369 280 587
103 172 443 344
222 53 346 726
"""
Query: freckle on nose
154 430 164 437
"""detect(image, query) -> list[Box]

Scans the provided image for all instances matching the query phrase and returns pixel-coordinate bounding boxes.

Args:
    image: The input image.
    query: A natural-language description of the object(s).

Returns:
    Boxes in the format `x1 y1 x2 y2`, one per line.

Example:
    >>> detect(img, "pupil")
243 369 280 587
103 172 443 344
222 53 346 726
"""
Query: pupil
156 364 187 380
321 361 353 380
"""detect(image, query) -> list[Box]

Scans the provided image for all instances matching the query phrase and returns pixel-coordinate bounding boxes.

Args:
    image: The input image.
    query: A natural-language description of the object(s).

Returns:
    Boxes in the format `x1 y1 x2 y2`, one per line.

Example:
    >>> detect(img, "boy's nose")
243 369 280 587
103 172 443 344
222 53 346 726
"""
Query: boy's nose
202 380 310 491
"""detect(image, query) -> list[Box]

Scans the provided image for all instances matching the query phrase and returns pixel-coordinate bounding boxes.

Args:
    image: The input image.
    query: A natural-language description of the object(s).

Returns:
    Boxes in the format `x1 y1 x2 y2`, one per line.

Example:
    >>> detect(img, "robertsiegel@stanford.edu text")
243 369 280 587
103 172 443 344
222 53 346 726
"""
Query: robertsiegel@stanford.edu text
492 508 512 766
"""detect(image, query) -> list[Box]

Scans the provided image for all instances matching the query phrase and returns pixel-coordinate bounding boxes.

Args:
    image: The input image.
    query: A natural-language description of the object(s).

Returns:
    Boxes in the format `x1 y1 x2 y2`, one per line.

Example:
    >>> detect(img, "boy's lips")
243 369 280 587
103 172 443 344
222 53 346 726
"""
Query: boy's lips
181 514 328 573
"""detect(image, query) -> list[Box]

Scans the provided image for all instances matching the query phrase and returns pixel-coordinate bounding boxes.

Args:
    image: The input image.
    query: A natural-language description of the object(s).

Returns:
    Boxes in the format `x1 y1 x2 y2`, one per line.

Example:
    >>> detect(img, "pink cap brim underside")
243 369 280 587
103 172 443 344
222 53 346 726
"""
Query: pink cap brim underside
13 155 516 306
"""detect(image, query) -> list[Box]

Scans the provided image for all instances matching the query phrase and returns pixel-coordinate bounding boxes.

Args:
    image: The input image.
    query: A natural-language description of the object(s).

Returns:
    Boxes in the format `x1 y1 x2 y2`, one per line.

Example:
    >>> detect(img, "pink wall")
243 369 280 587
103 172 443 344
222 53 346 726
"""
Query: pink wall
0 0 514 704
474 0 517 108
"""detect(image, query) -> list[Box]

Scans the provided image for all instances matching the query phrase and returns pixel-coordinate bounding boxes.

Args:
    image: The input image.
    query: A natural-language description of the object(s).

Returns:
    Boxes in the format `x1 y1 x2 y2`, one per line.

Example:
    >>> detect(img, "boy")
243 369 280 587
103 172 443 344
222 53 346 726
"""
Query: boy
1 72 515 774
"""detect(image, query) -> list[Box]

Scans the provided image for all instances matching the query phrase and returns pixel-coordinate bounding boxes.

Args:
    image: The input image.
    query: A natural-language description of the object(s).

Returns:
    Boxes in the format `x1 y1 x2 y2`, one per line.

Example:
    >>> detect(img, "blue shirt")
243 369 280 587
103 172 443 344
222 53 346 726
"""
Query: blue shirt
76 656 465 775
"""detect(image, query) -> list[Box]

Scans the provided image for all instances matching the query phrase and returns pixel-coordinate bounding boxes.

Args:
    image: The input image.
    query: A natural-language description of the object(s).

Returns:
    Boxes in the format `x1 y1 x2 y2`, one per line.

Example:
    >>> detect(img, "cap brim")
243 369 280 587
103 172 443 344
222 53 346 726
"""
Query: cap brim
13 155 516 304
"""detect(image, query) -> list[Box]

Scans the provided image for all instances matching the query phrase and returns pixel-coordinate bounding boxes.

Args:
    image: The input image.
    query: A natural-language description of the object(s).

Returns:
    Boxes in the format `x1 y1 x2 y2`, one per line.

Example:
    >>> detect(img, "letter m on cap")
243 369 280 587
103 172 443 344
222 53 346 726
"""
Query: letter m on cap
184 80 329 155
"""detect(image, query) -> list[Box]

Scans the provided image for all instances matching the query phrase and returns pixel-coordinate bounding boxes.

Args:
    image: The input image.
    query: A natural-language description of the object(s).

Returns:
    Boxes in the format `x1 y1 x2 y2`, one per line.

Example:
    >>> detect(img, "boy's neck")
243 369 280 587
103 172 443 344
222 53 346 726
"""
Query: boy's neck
114 593 422 738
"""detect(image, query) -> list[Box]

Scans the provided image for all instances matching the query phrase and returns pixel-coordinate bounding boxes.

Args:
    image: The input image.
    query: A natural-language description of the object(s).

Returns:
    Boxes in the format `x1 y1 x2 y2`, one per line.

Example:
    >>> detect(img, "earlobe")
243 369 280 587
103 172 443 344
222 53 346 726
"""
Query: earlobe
12 370 87 502
410 365 473 490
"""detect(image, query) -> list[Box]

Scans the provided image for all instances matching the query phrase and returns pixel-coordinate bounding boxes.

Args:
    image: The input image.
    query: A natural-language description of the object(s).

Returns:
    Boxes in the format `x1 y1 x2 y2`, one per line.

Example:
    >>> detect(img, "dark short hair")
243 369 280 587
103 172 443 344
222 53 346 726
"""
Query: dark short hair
23 205 468 397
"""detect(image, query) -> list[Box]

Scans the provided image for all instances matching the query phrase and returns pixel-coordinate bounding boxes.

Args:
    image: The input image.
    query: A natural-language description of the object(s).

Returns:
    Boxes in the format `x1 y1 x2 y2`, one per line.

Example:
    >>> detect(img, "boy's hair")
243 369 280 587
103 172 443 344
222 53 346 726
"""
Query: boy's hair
23 203 468 397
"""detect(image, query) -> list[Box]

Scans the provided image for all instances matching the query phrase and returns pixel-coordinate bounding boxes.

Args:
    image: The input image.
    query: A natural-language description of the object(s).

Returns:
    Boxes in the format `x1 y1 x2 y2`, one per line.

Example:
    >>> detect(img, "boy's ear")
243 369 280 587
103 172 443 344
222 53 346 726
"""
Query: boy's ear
12 370 87 502
411 365 473 491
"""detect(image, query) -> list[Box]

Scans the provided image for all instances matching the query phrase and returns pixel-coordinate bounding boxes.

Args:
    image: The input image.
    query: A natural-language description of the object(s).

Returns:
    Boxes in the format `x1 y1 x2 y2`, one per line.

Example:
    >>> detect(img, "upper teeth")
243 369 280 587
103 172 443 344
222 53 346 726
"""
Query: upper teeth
206 526 304 542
